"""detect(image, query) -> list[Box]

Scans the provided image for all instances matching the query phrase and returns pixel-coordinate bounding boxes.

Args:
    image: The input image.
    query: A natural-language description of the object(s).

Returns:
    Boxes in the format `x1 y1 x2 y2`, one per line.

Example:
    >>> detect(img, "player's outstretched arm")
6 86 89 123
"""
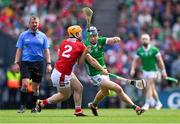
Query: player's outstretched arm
86 54 108 75
106 37 121 45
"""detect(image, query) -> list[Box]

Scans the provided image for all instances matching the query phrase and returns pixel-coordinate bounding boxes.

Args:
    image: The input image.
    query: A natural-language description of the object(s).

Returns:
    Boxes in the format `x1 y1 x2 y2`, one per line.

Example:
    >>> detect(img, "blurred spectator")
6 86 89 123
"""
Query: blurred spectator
0 66 6 108
6 64 21 108
137 7 152 27
171 55 180 80
116 0 179 91
172 17 180 41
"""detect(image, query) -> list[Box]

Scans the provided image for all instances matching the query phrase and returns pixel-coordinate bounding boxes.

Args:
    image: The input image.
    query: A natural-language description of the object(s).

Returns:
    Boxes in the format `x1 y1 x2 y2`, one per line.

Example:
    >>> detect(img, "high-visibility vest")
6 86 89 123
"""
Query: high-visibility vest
28 80 33 92
6 71 20 89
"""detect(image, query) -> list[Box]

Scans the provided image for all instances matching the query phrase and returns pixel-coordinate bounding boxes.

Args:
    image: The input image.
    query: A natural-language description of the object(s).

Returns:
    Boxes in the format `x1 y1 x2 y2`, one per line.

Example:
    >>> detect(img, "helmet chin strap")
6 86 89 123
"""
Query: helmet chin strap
70 33 76 38
70 33 82 41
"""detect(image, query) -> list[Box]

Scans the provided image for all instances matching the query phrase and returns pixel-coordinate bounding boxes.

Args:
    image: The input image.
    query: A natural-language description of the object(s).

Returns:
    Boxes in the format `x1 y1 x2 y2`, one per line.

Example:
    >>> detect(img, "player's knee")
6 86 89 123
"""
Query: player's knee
116 86 124 94
78 84 83 93
62 92 71 100
75 83 83 93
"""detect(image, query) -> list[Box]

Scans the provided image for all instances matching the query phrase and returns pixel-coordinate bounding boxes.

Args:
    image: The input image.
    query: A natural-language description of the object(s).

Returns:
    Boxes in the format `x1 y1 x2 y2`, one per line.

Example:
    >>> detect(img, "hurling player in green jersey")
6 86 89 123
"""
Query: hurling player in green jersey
130 34 167 110
85 26 145 116
35 25 109 116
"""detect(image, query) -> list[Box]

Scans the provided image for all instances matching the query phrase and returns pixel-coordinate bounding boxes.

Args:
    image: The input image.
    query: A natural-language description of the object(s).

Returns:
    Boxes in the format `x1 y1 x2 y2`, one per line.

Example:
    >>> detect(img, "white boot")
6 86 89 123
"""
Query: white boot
149 97 156 107
142 103 150 110
155 101 162 110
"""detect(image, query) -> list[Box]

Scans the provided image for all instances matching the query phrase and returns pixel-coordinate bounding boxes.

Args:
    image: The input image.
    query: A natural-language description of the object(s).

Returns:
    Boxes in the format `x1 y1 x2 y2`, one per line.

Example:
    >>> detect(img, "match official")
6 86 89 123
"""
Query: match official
14 16 52 113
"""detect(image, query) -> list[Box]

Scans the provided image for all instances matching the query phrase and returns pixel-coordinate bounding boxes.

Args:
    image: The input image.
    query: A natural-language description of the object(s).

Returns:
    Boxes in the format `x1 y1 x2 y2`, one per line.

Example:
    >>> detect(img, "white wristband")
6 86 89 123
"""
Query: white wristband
161 69 166 75
14 61 19 64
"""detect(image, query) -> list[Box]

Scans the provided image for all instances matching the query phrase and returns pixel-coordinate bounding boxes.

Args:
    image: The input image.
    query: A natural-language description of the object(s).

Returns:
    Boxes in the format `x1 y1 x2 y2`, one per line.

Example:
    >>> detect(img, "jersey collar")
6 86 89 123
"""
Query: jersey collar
28 29 40 34
67 38 79 42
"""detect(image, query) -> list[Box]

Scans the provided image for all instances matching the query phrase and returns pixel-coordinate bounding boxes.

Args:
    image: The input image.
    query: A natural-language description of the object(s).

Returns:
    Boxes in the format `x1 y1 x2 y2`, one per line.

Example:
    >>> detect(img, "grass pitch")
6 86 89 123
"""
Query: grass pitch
0 109 180 124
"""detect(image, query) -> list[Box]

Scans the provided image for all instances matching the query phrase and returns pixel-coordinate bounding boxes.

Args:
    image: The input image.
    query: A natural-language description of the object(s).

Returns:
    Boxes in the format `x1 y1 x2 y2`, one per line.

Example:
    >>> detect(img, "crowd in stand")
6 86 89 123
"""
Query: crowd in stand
0 0 93 61
0 0 179 108
106 0 180 90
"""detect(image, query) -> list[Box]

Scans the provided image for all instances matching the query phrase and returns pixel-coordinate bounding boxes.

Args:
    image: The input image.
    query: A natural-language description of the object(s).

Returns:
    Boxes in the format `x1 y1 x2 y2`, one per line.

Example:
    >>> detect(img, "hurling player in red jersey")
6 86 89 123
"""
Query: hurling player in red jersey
35 25 90 116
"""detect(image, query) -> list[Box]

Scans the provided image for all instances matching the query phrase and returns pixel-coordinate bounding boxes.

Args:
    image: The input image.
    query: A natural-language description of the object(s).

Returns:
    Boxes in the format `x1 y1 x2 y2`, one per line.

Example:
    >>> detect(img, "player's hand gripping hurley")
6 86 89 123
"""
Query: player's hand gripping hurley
109 73 146 90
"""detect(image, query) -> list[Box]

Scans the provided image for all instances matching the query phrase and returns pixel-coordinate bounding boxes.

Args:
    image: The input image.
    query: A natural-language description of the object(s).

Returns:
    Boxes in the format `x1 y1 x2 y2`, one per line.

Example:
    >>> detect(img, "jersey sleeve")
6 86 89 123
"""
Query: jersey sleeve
84 31 91 46
153 46 160 56
136 48 141 57
43 34 49 49
16 32 24 48
99 36 107 46
135 54 140 59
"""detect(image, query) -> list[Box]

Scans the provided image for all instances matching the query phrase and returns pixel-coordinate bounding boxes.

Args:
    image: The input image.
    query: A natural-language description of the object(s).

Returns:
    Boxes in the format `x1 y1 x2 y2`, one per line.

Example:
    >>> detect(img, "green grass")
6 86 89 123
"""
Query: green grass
0 109 180 124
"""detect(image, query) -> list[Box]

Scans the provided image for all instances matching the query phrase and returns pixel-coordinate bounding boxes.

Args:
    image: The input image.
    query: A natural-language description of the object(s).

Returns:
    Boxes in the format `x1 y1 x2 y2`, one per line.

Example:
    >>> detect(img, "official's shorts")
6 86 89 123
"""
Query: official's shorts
20 61 43 83
51 68 71 88
90 74 109 86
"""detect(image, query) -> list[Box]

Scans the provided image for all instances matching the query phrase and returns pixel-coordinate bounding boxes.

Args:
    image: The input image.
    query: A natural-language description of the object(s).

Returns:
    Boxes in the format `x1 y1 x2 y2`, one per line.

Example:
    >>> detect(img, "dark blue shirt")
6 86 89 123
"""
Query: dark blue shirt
16 30 49 62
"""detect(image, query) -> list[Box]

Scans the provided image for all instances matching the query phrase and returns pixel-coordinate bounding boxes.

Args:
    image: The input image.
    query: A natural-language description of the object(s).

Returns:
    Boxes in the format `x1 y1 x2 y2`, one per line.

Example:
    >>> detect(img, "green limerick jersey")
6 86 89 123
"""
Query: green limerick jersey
84 33 107 76
137 45 160 71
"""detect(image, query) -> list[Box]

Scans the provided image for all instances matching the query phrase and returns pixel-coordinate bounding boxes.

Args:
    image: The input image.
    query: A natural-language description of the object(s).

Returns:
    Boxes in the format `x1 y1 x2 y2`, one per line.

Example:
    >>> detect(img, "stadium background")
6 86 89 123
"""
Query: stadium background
0 0 179 110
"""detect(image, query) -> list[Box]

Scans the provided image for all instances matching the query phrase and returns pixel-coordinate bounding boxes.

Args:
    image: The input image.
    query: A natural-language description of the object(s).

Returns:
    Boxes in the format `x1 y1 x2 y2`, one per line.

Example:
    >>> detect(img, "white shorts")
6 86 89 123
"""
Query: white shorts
51 68 71 88
90 74 109 86
143 71 158 80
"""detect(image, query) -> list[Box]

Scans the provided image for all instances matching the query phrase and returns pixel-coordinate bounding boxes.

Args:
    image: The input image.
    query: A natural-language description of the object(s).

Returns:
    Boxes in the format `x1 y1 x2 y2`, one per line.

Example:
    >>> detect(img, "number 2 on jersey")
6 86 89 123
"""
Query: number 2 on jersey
62 45 72 58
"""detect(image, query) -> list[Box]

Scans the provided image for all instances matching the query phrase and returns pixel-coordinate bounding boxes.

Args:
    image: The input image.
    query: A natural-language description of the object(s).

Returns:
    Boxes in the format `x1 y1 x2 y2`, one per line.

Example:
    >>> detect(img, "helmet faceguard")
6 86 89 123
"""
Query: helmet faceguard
89 26 98 36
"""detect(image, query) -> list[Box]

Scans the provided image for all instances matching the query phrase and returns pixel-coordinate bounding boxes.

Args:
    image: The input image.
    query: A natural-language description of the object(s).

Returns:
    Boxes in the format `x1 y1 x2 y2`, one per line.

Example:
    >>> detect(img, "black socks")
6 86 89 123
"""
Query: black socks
20 88 28 106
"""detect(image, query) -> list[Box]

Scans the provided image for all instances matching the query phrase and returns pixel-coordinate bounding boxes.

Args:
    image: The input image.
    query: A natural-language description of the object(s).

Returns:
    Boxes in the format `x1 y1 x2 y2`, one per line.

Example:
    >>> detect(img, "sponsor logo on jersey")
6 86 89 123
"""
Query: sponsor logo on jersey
25 39 30 42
